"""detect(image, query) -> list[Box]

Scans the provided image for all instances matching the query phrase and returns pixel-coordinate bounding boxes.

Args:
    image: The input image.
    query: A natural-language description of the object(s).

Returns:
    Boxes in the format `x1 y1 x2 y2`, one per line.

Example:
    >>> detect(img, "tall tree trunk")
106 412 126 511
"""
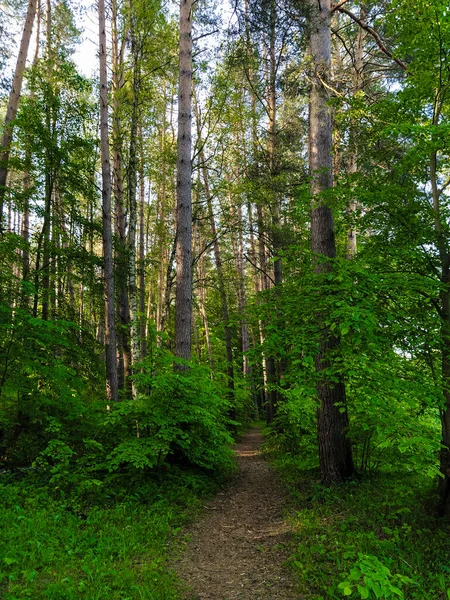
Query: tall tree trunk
139 126 147 359
174 0 193 364
194 90 235 403
430 92 450 515
111 0 130 390
128 6 140 395
309 0 354 484
21 3 40 307
99 0 119 403
42 0 53 322
345 4 366 259
0 0 37 228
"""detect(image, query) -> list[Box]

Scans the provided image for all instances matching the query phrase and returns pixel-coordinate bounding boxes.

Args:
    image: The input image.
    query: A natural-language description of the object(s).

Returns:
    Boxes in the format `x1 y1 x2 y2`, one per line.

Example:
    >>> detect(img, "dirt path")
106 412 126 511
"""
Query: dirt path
175 427 298 599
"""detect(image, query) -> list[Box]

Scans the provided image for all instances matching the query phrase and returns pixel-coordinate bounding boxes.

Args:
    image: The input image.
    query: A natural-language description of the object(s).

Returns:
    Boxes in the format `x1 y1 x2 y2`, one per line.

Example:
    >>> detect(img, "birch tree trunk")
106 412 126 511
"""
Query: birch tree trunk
0 0 37 228
21 2 40 306
174 0 193 363
139 127 147 359
346 5 366 259
128 5 140 395
99 0 119 403
41 0 53 322
309 0 354 484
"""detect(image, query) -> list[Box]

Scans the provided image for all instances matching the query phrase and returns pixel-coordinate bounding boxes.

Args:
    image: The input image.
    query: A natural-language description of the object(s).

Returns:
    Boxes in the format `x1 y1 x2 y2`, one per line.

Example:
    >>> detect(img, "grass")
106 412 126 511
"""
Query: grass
0 468 222 600
273 455 450 600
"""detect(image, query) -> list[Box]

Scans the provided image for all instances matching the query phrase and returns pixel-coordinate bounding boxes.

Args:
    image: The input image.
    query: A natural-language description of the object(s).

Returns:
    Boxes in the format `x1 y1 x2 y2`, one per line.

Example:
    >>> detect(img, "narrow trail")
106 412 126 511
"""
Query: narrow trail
175 428 298 599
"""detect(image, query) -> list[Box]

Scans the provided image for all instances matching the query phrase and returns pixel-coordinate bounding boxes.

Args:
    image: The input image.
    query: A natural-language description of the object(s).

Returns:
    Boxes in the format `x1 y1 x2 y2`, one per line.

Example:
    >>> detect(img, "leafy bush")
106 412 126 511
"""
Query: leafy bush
0 306 103 468
104 349 235 475
338 553 415 599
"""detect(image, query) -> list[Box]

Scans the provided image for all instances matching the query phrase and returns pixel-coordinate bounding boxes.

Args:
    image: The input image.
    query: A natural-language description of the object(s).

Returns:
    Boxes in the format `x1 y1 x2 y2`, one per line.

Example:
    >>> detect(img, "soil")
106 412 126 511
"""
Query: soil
175 427 299 599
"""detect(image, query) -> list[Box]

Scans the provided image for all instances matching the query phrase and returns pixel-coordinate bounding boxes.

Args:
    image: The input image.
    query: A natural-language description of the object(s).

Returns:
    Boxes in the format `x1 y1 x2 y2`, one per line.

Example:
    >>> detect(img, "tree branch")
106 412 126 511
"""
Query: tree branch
330 0 351 15
244 253 276 286
338 7 408 72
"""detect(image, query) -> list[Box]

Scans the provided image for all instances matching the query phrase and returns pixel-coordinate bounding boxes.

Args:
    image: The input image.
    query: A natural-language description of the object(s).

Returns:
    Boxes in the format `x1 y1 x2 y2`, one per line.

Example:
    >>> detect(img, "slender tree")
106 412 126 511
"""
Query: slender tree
99 0 119 402
174 0 193 363
128 0 141 395
0 0 37 229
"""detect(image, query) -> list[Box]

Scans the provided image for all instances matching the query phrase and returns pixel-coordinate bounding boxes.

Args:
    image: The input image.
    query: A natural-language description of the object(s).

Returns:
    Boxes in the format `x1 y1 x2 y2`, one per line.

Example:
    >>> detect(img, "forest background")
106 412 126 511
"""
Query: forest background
1 0 450 598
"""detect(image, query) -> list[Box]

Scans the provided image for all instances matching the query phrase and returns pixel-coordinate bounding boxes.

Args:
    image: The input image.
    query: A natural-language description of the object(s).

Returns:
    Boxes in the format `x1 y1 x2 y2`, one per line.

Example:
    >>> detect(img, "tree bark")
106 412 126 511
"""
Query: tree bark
174 0 193 364
430 93 450 514
309 0 354 484
128 6 140 396
139 126 147 359
41 0 53 322
0 0 37 229
111 0 131 390
99 0 119 403
345 4 366 259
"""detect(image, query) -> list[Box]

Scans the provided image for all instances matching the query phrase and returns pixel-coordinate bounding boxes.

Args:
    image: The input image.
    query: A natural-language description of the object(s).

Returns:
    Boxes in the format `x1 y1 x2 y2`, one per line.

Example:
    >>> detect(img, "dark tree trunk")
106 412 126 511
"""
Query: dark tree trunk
309 0 354 484
99 0 119 403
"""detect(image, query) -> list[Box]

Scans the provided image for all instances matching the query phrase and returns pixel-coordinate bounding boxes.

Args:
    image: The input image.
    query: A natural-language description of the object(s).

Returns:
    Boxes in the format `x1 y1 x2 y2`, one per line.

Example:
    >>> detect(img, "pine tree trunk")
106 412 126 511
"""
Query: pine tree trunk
0 0 37 228
309 0 354 484
99 0 119 403
174 0 193 364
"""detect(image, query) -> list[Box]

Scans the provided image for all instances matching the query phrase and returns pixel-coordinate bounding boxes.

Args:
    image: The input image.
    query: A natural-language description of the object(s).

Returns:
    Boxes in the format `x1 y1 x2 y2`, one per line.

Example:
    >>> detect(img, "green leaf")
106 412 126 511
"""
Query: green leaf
343 586 353 596
357 585 369 599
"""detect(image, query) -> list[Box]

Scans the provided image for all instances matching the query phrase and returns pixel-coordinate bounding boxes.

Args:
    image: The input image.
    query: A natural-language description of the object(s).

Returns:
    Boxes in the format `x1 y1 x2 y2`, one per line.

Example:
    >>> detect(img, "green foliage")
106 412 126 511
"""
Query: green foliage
105 348 235 474
263 250 442 478
0 468 219 599
0 305 103 468
337 554 414 599
274 457 450 600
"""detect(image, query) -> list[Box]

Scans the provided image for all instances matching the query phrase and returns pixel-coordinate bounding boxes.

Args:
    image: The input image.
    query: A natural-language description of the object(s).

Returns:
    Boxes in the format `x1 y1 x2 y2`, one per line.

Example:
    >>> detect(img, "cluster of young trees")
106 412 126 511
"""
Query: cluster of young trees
1 0 450 514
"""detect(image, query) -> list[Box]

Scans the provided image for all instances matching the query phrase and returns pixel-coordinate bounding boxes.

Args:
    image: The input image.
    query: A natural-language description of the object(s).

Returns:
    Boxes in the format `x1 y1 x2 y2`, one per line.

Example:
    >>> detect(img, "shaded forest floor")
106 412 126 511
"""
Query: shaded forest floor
174 427 298 599
2 426 450 599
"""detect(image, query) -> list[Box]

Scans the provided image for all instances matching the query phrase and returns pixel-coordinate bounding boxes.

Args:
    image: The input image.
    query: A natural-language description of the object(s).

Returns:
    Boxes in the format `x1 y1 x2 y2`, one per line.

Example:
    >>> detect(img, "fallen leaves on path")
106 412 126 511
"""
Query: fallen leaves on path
175 428 299 600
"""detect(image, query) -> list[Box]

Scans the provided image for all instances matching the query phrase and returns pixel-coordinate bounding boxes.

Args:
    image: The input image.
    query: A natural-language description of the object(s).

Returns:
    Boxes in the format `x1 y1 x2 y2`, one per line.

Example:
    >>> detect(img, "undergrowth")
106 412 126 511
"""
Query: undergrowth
272 455 450 600
0 467 227 599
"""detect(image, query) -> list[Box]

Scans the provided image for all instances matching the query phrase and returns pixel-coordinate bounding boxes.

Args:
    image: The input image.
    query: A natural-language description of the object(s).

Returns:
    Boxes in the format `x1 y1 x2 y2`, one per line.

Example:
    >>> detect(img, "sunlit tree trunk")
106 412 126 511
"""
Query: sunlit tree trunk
174 0 193 364
99 0 119 403
0 0 37 228
139 126 147 359
309 0 354 484
41 0 53 321
21 3 40 305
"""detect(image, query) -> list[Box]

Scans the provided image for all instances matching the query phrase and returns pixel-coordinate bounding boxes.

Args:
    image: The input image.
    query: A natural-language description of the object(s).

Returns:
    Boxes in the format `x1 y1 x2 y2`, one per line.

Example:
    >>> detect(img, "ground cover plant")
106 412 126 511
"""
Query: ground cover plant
0 467 226 600
269 447 450 600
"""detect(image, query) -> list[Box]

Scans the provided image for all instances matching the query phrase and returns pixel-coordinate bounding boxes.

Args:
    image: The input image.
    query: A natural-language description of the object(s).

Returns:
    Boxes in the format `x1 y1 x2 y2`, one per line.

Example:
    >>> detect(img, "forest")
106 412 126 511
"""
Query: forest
1 0 450 598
